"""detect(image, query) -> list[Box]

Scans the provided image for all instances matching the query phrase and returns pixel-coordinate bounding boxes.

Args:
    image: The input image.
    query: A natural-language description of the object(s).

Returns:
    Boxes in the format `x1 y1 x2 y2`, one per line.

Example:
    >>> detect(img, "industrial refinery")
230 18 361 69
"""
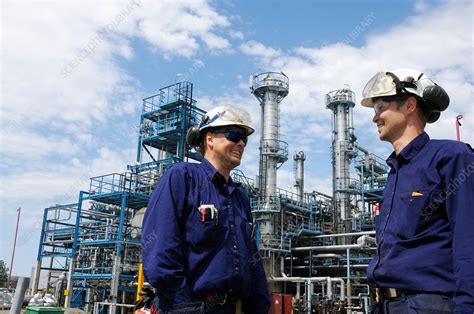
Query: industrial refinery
30 72 389 313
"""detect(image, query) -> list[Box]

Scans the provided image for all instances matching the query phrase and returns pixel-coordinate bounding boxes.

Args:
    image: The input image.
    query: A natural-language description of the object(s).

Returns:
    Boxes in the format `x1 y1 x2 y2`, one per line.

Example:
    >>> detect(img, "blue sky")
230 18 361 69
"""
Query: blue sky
1 0 472 277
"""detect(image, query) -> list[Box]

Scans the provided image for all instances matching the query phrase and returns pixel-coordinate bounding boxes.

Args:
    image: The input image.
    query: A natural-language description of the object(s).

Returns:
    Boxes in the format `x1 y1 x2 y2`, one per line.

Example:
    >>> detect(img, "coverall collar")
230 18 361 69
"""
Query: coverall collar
387 132 430 167
200 158 240 193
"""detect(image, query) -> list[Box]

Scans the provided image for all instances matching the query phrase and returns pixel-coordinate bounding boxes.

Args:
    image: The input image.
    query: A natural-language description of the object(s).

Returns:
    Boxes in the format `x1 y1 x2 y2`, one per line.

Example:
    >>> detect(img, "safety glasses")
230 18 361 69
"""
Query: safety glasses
373 99 391 115
210 129 248 146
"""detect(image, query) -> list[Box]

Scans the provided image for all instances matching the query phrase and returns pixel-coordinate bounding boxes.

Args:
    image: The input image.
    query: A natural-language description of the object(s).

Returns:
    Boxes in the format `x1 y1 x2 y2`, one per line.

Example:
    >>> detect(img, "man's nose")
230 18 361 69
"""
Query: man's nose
372 113 379 123
237 139 246 147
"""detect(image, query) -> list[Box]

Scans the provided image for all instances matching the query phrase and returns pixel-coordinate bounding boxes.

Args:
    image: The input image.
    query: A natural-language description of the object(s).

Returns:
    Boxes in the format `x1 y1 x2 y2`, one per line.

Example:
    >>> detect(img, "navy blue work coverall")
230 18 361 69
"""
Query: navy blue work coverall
141 158 270 313
367 132 474 313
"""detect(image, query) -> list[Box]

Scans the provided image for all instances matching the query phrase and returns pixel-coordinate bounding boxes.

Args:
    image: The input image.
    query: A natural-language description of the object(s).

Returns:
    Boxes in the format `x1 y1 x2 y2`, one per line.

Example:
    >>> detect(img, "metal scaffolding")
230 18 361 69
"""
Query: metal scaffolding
33 78 388 313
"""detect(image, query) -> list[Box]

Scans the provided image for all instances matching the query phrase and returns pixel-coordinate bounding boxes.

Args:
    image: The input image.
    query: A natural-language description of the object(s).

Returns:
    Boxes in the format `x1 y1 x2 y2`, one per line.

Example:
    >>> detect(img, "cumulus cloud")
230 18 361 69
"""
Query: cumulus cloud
0 0 233 274
2 0 472 277
239 0 473 145
239 40 283 59
210 0 472 201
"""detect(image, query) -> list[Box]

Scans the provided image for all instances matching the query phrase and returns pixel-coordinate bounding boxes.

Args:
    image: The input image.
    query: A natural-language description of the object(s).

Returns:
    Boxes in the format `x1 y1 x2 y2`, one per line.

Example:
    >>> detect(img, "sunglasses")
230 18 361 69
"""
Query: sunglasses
210 129 248 145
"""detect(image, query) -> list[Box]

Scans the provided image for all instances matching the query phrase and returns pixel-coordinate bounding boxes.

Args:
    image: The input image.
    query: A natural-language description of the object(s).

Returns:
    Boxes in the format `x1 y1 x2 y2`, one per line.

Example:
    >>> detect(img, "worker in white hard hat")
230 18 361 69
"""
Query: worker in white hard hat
361 69 474 313
142 105 270 313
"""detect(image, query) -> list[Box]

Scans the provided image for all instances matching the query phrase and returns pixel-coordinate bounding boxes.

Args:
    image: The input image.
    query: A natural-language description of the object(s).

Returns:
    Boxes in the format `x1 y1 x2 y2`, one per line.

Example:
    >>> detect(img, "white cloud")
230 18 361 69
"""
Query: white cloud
238 0 473 145
229 30 244 40
0 0 234 275
0 130 80 162
135 0 230 57
240 40 283 59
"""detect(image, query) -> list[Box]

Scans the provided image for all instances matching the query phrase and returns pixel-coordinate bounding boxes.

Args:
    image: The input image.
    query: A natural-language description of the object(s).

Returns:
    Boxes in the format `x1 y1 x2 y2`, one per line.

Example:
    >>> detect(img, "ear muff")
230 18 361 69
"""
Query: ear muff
425 111 441 124
422 85 450 112
387 71 450 124
186 125 201 148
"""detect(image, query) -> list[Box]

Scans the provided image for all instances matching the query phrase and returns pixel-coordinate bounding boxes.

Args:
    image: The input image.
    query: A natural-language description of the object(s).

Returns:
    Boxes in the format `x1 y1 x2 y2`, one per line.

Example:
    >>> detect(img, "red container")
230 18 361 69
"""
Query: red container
269 293 292 314
283 294 292 313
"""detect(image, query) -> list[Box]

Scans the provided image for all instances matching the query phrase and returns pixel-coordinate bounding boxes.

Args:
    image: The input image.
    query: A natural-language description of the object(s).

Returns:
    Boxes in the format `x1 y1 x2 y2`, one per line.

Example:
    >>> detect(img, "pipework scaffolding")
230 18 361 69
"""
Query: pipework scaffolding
33 81 205 313
33 78 389 313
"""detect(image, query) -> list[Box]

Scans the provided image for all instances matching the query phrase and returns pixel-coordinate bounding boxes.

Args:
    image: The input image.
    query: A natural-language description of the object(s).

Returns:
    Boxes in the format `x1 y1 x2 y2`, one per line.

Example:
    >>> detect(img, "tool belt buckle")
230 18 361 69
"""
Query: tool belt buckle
377 287 401 301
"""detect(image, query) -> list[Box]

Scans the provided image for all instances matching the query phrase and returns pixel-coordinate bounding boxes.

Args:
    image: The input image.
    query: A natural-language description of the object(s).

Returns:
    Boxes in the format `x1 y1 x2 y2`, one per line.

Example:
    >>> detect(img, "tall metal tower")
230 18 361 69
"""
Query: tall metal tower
326 88 357 237
294 151 306 204
249 72 289 243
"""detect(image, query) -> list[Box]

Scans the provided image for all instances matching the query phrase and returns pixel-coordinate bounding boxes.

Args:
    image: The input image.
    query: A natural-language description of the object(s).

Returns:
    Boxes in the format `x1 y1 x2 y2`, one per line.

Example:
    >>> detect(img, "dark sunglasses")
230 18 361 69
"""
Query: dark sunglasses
210 129 248 145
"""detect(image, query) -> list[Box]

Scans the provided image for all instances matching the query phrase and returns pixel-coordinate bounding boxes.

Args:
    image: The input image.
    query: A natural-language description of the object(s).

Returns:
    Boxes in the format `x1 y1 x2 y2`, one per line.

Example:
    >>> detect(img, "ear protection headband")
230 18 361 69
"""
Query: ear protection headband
386 72 449 123
186 115 210 148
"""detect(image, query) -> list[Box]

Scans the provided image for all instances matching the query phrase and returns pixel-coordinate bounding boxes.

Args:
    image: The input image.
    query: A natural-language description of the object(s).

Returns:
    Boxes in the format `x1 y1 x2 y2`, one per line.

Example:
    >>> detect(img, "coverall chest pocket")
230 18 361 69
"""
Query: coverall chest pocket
240 218 255 251
396 188 436 238
188 207 223 249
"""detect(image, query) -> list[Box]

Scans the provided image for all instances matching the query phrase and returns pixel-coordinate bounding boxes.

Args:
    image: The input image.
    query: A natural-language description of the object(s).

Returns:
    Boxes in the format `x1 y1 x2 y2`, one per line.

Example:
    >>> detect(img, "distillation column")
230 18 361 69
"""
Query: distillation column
294 151 306 203
250 72 289 284
250 72 289 236
326 88 357 239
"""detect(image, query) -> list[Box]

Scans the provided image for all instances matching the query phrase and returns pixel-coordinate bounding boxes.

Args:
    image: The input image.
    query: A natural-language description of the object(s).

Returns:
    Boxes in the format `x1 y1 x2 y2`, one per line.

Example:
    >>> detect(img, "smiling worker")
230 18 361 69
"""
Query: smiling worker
142 105 270 313
361 69 474 313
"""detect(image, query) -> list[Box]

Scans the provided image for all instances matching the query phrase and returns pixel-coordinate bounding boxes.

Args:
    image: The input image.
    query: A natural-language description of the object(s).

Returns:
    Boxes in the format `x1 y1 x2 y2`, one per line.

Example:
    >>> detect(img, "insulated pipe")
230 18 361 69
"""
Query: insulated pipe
10 277 30 314
327 277 333 300
292 235 376 252
331 277 345 301
354 143 369 155
347 280 352 314
305 280 312 314
284 202 310 213
314 253 342 259
303 230 375 239
33 259 41 293
270 276 334 283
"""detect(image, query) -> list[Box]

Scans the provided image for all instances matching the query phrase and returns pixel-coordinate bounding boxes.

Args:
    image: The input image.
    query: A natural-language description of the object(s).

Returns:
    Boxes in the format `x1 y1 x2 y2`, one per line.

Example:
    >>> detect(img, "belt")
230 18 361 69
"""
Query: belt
378 288 408 300
203 293 240 307
377 288 453 302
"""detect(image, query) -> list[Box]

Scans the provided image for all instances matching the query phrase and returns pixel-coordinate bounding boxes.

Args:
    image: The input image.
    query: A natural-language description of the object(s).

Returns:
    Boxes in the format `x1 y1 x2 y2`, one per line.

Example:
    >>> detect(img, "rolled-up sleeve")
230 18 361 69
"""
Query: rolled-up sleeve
141 166 192 305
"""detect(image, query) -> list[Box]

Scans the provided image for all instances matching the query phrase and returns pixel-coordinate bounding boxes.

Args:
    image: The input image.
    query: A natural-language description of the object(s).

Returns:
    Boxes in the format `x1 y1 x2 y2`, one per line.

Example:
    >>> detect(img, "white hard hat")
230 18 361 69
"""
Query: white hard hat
361 69 449 123
186 105 254 149
199 105 254 135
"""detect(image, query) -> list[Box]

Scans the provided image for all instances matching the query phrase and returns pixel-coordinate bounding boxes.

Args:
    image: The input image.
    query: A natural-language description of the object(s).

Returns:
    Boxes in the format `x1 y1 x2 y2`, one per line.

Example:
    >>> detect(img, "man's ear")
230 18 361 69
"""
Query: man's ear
405 96 418 114
205 132 214 149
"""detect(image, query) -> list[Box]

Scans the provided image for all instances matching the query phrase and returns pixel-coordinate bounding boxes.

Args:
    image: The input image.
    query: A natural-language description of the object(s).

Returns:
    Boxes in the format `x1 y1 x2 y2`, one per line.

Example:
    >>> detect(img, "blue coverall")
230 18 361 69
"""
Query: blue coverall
367 132 474 313
142 158 270 313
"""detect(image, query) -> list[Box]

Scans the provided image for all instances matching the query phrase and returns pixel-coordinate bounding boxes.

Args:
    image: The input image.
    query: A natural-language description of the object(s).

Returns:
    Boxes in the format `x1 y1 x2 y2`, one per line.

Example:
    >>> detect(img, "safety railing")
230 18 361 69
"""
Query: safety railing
251 196 281 213
89 172 158 197
259 237 291 253
261 139 289 161
326 88 355 105
142 82 196 115
89 173 127 195
251 72 289 93
334 177 361 193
